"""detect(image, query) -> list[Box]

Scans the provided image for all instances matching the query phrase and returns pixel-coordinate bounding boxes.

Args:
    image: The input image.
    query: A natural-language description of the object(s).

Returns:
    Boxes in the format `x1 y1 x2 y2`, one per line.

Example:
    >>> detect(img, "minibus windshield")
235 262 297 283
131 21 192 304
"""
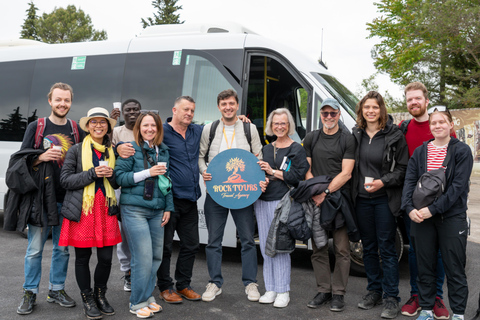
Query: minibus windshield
312 73 358 118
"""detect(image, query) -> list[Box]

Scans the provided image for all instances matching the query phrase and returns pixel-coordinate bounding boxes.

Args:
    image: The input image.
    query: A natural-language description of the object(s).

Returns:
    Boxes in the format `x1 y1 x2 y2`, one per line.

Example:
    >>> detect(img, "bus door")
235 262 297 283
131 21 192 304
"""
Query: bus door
243 52 312 145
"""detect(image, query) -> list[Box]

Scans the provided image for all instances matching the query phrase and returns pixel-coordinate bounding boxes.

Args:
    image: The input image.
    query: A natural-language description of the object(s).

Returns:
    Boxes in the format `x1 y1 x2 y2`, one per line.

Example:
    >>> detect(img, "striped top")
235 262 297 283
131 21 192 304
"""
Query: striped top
427 142 448 172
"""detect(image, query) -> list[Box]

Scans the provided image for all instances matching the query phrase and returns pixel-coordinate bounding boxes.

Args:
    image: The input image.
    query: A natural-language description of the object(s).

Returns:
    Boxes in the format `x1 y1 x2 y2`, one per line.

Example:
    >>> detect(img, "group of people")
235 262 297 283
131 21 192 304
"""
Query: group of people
5 81 472 320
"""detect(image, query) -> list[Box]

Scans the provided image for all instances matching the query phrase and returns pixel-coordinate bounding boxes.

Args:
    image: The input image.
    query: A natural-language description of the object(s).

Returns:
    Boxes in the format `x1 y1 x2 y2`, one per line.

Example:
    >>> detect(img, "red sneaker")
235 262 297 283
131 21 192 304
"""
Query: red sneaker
401 294 421 317
433 297 450 320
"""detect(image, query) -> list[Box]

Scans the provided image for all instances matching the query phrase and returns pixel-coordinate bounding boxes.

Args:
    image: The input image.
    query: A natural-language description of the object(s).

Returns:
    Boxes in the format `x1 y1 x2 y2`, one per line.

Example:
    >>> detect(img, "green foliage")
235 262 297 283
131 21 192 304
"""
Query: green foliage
141 0 184 28
36 5 107 43
20 1 39 41
356 73 406 112
368 0 480 108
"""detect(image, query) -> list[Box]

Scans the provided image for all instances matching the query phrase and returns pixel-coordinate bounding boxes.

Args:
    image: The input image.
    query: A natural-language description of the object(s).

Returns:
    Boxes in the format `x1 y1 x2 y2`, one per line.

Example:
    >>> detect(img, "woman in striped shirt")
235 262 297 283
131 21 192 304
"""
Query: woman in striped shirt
401 107 473 320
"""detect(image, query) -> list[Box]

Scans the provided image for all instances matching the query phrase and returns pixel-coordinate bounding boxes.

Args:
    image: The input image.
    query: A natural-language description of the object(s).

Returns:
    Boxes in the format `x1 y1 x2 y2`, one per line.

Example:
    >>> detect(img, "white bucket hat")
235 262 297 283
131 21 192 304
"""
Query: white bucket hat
79 107 117 131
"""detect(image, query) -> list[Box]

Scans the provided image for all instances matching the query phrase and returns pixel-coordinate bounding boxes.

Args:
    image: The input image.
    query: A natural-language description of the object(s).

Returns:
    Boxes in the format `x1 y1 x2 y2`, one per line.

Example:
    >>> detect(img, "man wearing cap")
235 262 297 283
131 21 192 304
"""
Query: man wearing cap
302 98 356 312
110 98 142 292
15 82 85 315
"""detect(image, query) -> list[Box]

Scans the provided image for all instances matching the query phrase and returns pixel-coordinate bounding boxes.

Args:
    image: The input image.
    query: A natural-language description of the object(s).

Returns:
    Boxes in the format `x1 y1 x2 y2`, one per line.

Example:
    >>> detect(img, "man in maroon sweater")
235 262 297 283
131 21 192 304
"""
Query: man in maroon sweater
399 82 451 319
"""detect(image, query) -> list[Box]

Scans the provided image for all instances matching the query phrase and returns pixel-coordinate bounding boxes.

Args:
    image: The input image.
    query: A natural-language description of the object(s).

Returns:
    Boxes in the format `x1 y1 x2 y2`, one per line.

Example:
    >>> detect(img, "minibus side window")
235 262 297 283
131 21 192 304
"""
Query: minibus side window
0 60 35 141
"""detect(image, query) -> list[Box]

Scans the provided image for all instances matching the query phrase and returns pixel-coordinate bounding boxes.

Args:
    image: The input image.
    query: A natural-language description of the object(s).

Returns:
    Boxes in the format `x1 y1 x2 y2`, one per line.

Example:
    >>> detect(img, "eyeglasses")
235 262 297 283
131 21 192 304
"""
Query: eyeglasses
320 111 339 118
272 122 288 127
89 119 108 126
427 106 450 115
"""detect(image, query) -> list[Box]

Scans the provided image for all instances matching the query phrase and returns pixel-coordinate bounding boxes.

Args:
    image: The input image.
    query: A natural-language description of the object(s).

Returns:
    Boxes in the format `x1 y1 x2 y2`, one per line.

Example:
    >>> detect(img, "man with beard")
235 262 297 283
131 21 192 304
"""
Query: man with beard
400 82 451 319
16 82 85 315
110 98 142 292
303 98 356 313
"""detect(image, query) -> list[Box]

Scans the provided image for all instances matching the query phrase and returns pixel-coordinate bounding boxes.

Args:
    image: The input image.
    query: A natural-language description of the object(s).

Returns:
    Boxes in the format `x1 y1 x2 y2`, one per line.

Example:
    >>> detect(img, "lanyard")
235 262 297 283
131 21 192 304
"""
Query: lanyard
223 127 235 149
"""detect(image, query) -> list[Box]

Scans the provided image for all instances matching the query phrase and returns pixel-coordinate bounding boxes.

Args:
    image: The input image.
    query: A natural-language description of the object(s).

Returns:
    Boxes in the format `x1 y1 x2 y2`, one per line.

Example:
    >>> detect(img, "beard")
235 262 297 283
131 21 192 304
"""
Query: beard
52 108 68 118
409 105 427 117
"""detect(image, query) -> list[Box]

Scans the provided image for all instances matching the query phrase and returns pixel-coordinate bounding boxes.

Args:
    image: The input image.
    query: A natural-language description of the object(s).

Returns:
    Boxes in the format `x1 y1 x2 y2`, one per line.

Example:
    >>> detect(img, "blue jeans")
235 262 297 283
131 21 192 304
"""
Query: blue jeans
204 194 257 287
403 211 445 299
356 196 399 298
121 205 164 310
23 203 69 294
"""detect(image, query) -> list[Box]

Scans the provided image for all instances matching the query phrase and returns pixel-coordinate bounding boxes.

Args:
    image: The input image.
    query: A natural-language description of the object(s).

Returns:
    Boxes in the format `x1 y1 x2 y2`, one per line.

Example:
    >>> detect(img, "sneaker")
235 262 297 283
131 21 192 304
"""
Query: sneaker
124 270 131 292
330 294 345 312
259 291 277 304
273 292 290 308
47 289 76 307
147 302 162 313
402 294 421 316
381 297 400 319
130 306 153 318
202 283 222 302
358 291 382 310
245 283 260 302
17 290 36 315
433 297 450 320
307 292 332 308
451 315 464 320
416 310 434 320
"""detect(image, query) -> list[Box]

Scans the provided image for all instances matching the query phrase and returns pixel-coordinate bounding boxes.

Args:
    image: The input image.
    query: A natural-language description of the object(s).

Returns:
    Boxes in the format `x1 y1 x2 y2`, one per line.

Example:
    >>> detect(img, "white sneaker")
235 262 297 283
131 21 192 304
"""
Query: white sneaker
273 292 290 308
245 283 260 301
202 283 222 302
259 291 277 304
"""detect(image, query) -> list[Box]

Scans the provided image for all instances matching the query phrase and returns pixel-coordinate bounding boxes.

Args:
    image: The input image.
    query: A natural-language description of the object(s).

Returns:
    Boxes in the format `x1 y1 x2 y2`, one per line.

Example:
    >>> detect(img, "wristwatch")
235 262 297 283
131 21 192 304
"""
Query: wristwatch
324 188 330 195
272 169 277 176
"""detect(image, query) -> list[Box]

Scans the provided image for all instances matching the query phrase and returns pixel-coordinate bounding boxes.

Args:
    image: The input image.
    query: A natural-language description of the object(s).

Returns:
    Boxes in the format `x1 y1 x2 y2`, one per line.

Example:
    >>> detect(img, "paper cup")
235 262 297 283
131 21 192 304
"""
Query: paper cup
365 177 374 188
52 146 62 151
99 161 109 167
157 162 167 167
113 102 121 109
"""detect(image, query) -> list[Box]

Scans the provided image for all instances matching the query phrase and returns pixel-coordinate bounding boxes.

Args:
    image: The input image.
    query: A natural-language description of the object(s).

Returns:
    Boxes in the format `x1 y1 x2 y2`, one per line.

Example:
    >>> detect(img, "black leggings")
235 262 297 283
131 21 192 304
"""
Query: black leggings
75 246 113 292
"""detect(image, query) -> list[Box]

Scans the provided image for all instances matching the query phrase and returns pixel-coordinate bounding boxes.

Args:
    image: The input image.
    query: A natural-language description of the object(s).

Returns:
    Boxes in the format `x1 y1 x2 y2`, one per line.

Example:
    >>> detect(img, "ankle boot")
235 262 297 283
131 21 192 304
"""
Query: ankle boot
81 289 102 319
94 287 114 315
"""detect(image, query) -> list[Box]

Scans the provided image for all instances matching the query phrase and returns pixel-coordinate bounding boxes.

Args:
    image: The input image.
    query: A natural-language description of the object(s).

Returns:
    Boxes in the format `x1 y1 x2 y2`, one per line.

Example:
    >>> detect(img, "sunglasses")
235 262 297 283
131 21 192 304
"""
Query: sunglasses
428 106 449 115
320 111 339 118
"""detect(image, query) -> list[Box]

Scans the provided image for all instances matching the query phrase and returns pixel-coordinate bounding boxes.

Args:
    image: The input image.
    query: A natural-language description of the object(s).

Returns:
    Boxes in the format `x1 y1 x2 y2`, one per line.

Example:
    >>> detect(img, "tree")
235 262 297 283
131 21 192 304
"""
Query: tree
20 1 39 41
356 73 405 112
368 0 480 108
141 0 184 28
36 5 107 43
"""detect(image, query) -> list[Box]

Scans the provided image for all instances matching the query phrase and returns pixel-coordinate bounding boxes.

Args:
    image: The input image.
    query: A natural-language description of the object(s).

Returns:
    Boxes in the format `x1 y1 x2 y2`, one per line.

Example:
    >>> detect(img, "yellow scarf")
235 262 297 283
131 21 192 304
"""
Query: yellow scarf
81 135 117 215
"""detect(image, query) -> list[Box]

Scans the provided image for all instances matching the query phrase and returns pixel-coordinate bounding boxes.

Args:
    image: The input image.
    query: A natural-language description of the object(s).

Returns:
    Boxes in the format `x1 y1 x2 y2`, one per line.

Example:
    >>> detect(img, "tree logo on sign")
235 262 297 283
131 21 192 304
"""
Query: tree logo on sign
224 157 247 183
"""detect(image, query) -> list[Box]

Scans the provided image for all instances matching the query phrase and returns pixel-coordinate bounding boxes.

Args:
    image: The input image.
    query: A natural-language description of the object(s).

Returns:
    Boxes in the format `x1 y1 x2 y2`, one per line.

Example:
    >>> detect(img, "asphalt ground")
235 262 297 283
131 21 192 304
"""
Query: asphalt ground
1 177 479 320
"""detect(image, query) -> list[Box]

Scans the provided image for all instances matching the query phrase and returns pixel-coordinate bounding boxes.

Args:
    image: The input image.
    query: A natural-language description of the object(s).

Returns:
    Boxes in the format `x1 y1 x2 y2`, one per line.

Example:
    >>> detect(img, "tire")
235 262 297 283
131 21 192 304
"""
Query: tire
347 226 404 277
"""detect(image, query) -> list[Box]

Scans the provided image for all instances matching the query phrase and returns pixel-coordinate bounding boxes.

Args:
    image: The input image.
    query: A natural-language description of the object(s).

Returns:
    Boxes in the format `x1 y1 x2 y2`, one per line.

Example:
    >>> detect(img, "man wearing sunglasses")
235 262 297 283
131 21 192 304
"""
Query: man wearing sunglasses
303 98 356 313
400 82 455 319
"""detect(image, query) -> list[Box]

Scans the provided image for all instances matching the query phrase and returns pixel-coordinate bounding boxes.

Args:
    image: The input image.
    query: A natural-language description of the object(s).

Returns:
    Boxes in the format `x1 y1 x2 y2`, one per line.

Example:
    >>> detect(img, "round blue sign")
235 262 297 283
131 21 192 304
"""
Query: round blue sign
206 149 264 209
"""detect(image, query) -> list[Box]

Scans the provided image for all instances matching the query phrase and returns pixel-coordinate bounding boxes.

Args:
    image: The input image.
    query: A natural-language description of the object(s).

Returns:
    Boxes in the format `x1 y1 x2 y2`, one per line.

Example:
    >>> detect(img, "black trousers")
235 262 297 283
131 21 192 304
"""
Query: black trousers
75 246 113 292
157 198 199 291
411 213 468 314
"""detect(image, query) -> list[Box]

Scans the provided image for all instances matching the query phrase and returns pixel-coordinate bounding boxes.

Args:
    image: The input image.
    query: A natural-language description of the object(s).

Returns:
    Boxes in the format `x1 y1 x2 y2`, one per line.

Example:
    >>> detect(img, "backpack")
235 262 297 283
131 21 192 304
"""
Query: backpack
412 144 455 209
399 119 411 135
204 119 252 162
33 117 81 149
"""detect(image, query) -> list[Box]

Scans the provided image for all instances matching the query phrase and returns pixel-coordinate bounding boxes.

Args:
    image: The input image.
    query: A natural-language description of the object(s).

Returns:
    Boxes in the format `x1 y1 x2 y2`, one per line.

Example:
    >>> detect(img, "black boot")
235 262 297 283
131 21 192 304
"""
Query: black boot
81 289 103 320
94 287 115 315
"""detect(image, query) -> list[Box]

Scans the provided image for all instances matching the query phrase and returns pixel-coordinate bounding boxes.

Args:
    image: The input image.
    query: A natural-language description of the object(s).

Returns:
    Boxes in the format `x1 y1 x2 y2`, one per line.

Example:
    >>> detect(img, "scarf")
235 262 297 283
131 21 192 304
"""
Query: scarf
81 134 117 215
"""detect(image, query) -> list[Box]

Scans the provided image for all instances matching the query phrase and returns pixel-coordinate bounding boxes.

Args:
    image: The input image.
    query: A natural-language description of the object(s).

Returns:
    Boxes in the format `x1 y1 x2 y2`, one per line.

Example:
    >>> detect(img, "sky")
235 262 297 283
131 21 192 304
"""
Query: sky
0 0 404 99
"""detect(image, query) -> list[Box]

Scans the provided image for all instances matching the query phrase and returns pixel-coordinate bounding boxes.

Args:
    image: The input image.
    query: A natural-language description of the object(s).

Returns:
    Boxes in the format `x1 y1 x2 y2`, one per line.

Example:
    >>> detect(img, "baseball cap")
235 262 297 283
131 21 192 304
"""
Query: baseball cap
320 98 341 110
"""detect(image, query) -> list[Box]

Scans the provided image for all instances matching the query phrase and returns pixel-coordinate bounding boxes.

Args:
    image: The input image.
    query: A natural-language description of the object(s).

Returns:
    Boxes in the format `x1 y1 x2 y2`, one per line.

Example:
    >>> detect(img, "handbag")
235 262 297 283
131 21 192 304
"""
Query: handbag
412 144 455 209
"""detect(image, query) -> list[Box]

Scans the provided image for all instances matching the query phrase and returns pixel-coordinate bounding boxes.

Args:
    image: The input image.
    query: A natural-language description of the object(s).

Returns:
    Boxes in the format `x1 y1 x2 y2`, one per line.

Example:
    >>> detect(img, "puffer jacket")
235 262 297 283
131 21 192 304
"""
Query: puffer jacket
60 142 119 222
115 141 174 212
4 148 57 231
265 190 295 257
302 199 327 248
352 115 409 216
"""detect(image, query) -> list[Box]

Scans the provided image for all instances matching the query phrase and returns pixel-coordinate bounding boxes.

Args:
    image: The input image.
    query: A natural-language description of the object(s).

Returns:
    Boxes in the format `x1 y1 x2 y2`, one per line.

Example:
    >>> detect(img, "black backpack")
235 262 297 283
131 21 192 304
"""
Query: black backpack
412 144 455 209
204 119 252 162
